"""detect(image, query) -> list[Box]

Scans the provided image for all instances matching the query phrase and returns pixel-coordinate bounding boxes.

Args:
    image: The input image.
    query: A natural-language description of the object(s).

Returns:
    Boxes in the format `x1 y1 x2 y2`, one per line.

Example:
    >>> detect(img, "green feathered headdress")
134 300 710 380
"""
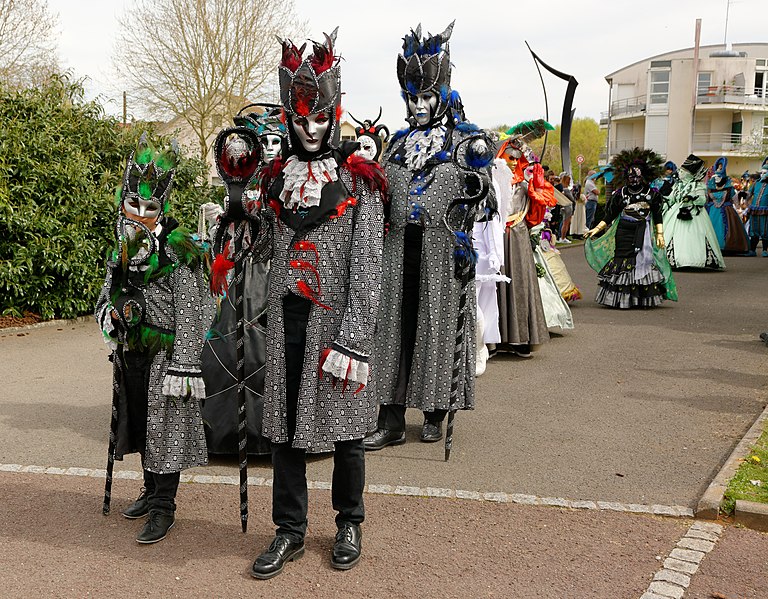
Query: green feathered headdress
505 119 554 144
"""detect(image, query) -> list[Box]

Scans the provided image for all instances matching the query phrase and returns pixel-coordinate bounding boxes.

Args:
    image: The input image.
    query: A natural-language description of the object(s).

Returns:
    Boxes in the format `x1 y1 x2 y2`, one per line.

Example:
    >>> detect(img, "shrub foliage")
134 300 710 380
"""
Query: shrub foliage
0 75 221 319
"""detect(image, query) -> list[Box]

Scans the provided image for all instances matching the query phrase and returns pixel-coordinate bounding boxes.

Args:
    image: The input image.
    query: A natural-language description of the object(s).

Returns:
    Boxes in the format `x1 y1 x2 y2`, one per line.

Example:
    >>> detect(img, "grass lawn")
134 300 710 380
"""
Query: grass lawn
722 424 768 515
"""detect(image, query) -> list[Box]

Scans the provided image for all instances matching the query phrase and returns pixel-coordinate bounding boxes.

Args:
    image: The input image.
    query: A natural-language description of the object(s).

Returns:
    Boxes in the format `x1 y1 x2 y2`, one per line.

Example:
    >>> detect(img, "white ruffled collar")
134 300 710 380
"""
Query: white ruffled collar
280 154 339 211
403 126 447 171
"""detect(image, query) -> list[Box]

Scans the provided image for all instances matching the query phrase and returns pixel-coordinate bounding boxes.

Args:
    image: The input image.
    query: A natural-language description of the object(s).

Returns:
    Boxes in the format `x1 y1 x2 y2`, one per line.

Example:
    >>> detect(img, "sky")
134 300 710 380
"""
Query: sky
48 0 765 131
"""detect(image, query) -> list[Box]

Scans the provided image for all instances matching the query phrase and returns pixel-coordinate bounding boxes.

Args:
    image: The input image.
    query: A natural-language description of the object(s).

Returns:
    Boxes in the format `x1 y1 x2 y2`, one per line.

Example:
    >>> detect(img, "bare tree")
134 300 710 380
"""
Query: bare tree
0 0 59 88
114 0 304 161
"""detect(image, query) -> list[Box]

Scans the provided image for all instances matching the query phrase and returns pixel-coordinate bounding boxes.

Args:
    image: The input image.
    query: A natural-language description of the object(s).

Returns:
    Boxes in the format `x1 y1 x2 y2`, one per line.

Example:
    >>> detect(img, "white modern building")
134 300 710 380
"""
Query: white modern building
601 42 768 175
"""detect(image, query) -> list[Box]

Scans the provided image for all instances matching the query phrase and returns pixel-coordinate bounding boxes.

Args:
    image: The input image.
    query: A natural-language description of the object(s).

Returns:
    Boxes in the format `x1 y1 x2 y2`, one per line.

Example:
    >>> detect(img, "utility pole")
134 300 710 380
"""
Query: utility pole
123 92 127 126
690 19 702 156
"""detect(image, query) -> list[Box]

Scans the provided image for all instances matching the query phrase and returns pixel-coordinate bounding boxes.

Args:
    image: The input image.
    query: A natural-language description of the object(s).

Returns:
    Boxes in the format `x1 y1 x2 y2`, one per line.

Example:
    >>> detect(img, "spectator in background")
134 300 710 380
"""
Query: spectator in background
556 172 574 243
584 170 599 229
547 171 562 241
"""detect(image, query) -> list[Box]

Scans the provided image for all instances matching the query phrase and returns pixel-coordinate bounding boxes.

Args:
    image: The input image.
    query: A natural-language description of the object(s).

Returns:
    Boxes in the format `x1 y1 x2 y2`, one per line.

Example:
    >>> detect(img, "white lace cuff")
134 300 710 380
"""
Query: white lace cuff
162 374 206 400
98 305 118 351
321 349 369 387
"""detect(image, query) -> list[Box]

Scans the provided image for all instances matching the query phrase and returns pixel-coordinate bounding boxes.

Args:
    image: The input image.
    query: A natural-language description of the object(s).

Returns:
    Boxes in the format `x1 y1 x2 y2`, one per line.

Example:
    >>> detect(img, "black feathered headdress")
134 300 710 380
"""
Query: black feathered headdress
609 147 664 188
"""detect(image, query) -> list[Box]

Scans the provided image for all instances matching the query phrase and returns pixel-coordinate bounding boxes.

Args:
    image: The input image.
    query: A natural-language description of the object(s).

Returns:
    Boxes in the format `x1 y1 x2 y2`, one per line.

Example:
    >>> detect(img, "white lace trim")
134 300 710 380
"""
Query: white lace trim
321 349 369 387
403 126 447 171
162 374 206 400
280 155 338 211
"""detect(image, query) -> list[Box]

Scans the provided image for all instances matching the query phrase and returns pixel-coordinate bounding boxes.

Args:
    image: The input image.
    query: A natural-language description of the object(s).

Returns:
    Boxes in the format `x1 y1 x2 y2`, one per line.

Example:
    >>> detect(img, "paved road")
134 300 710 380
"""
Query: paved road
1 245 766 597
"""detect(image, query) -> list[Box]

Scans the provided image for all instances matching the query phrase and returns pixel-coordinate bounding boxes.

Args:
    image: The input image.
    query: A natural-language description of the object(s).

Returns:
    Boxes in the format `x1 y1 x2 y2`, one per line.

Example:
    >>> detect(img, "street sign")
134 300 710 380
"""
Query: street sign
576 154 585 164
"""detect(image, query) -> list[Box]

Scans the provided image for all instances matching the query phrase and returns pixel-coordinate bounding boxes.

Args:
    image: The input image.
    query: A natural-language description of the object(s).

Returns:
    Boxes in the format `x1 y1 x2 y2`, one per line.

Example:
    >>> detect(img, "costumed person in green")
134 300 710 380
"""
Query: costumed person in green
585 147 677 309
662 154 725 270
95 137 214 544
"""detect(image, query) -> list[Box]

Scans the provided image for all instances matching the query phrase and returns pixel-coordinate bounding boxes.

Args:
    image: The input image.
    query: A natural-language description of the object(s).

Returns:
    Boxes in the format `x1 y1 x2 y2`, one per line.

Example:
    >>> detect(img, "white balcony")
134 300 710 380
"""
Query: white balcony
609 95 647 118
692 132 768 155
696 86 768 109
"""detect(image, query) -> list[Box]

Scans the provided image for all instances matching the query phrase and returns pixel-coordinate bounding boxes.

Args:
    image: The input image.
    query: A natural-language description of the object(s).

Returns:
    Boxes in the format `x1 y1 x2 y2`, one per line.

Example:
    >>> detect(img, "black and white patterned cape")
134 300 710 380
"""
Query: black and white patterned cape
373 126 493 413
95 226 214 473
258 158 385 453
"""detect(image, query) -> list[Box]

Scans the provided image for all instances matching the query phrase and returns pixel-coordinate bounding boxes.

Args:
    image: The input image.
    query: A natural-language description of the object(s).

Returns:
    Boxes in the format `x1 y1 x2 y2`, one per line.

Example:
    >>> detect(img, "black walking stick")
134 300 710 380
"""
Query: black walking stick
103 350 121 515
213 126 262 532
443 134 492 462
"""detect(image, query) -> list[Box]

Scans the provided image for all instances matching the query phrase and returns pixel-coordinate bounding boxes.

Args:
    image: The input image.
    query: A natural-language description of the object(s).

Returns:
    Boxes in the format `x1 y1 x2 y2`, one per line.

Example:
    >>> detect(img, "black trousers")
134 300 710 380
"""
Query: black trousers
382 225 446 432
272 296 365 542
123 351 180 514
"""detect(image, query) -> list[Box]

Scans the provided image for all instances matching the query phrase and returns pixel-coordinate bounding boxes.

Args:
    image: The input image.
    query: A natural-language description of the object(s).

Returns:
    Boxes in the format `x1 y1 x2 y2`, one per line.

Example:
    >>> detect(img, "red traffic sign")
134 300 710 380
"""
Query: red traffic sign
576 154 585 164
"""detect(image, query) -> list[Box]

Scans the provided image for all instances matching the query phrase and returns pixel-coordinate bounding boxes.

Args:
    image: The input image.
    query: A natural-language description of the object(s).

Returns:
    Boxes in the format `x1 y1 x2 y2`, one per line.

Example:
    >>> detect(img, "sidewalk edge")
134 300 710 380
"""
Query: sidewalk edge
695 402 768 520
0 315 91 335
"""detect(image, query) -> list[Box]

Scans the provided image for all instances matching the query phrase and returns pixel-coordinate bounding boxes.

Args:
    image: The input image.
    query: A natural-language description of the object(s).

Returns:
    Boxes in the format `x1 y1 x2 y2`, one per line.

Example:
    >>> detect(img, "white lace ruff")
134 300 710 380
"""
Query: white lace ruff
280 155 338 211
404 126 447 171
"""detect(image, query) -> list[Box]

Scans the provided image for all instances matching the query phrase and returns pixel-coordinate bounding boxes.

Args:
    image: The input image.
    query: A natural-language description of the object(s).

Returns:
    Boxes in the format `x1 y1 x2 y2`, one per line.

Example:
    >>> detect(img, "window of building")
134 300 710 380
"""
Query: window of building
697 72 713 97
649 70 670 105
755 71 766 98
763 116 768 144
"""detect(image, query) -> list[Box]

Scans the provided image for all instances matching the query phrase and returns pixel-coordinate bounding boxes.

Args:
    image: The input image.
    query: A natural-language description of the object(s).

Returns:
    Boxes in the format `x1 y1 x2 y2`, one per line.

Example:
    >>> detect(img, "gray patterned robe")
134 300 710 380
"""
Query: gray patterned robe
260 165 385 453
95 229 214 473
373 126 492 413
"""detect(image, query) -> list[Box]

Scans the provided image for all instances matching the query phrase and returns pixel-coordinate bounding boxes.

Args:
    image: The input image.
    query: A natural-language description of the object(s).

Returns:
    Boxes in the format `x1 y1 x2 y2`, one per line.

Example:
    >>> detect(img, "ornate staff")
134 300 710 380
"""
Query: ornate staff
212 126 262 532
443 134 493 461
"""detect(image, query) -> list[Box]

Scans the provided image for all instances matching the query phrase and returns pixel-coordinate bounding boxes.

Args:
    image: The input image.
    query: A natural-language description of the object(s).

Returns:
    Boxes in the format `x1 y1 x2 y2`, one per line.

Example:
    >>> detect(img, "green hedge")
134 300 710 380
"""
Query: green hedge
0 75 222 319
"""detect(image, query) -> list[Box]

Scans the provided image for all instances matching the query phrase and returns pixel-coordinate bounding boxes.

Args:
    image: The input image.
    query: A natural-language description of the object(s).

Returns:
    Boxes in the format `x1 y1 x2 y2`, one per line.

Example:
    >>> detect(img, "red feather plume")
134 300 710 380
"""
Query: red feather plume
344 154 389 203
310 33 336 74
281 40 305 73
210 251 234 296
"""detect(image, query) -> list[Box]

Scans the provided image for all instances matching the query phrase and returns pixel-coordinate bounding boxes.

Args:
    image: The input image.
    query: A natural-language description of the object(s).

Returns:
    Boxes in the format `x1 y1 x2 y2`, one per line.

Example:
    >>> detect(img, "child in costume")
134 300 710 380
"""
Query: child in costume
95 137 213 544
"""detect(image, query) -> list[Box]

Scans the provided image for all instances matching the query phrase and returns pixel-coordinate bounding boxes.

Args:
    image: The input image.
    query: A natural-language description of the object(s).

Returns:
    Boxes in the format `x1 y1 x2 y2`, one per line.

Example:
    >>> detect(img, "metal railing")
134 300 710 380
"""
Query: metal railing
608 95 647 117
691 132 768 153
696 85 768 107
612 138 645 152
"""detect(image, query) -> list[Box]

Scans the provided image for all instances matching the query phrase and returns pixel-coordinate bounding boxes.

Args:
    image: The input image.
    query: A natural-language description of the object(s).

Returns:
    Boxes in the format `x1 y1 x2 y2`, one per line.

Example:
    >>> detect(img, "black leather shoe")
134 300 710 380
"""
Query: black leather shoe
363 429 406 451
420 421 442 442
331 523 362 570
250 535 305 580
122 488 150 519
136 510 175 544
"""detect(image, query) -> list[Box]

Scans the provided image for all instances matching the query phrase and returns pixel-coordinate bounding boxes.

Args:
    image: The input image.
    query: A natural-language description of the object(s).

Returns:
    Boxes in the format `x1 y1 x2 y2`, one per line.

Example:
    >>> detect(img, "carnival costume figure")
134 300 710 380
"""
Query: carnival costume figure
95 138 214 544
492 132 555 357
705 156 749 254
210 29 387 578
662 154 725 270
747 157 768 256
585 147 677 309
365 22 496 451
531 215 575 331
350 108 390 162
199 106 288 457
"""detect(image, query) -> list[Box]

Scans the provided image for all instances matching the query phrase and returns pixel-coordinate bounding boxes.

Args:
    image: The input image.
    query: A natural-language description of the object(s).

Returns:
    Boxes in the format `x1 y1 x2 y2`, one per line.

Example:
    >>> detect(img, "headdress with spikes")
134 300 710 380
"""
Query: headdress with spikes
396 22 455 123
609 147 664 188
118 134 179 218
278 27 342 150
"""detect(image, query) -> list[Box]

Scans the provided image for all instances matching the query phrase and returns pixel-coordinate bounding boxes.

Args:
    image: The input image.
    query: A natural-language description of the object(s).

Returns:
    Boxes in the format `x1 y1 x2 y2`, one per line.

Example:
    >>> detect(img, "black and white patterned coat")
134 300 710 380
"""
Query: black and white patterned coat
259 164 385 453
373 126 491 413
95 231 214 473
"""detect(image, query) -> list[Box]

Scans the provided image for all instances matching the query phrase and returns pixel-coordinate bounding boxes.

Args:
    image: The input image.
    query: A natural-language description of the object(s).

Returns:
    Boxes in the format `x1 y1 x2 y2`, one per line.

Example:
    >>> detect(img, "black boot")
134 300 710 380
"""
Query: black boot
331 523 362 570
122 469 154 519
419 420 442 442
136 509 175 544
250 535 305 580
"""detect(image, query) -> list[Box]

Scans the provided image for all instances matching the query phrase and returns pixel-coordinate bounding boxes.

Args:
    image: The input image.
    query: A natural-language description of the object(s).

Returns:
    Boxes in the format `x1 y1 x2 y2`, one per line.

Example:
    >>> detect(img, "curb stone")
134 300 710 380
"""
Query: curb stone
0 315 91 335
641 521 723 599
734 499 768 532
696 402 768 521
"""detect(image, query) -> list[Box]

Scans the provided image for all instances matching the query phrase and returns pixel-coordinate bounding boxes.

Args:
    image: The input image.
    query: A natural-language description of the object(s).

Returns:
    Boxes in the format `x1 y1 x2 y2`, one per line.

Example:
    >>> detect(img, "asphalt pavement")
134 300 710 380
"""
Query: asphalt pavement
1 244 766 597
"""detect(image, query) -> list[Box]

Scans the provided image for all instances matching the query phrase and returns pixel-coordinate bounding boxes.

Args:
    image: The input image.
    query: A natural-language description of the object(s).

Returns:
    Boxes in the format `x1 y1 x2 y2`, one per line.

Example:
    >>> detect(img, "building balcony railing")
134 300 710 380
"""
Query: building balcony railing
608 95 647 118
611 138 645 152
692 132 768 154
696 86 768 107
